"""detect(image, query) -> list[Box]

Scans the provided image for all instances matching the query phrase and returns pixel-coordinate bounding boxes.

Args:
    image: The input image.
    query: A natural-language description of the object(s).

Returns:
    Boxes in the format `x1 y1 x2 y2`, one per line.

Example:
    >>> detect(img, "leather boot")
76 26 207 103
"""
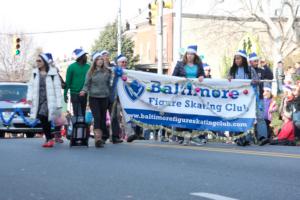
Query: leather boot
94 129 104 148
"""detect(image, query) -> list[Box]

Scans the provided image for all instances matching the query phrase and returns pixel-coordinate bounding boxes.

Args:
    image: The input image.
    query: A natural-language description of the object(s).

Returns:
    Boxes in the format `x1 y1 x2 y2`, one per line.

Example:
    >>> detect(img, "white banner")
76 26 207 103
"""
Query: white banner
117 70 256 132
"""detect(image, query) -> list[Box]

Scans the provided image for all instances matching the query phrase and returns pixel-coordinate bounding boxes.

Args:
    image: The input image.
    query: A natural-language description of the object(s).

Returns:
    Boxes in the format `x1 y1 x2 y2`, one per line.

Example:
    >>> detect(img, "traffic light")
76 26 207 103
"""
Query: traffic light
163 0 173 9
15 37 21 55
148 1 157 25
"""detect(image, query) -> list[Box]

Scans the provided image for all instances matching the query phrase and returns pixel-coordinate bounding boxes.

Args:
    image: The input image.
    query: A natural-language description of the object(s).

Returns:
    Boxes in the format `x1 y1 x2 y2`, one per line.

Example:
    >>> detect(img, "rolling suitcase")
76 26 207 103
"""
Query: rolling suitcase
70 98 89 147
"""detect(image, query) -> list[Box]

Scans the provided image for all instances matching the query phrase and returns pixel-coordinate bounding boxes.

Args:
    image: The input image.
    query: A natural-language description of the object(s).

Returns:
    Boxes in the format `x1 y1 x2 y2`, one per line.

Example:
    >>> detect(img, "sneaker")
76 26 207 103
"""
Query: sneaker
95 140 104 148
182 137 190 146
137 136 145 140
127 134 138 143
183 140 189 146
161 137 169 142
42 140 54 148
190 137 204 146
42 142 48 148
55 137 64 143
259 138 269 146
201 139 207 144
112 138 123 144
178 140 184 144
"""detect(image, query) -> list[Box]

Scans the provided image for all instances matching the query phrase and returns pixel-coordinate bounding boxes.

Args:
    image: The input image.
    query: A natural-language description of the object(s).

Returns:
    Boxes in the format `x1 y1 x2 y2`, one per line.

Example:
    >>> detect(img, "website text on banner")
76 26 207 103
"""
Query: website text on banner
117 70 256 132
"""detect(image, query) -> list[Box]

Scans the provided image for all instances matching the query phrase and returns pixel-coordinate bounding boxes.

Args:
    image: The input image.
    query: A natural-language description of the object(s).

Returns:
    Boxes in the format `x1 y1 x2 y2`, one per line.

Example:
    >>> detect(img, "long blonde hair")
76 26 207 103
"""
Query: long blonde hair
87 57 109 78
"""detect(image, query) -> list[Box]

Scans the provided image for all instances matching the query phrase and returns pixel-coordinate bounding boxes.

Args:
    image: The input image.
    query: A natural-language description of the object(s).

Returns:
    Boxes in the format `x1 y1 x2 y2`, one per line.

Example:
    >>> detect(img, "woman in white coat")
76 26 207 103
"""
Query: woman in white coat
27 53 62 148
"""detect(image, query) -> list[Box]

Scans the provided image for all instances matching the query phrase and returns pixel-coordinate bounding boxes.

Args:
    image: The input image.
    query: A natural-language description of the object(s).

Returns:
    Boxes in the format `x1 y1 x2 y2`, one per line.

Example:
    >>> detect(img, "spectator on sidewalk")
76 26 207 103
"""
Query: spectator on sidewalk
260 58 273 88
295 62 300 76
260 111 296 146
279 85 294 121
289 83 300 138
276 61 285 94
263 86 277 138
284 66 296 85
64 49 90 117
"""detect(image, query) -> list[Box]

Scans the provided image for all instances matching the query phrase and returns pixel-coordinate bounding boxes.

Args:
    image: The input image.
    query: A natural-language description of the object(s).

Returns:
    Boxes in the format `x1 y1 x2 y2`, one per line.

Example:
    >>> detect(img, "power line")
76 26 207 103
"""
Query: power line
127 7 148 22
0 26 106 36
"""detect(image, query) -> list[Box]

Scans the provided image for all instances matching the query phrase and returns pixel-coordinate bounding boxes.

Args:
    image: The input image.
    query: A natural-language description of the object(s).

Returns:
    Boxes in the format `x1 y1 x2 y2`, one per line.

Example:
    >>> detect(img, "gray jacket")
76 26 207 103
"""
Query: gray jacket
82 68 112 98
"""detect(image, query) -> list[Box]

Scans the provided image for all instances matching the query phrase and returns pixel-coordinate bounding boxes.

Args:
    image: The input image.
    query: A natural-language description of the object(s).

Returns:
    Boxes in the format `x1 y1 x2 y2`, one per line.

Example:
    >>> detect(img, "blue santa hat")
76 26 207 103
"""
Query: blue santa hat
40 53 53 64
116 54 127 63
283 85 292 92
73 48 87 60
203 63 210 70
263 86 272 92
235 50 247 59
249 52 259 61
186 45 198 54
100 50 109 56
92 52 102 61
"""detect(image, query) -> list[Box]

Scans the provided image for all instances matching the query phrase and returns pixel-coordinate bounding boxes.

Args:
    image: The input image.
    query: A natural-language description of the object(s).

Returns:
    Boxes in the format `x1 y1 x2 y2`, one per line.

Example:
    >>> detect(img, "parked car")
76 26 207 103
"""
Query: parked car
0 82 42 138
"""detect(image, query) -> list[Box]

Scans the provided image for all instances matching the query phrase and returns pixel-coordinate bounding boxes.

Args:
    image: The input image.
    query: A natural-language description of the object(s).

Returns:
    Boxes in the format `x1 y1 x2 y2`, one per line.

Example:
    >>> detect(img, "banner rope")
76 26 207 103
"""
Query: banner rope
130 119 256 142
0 108 40 127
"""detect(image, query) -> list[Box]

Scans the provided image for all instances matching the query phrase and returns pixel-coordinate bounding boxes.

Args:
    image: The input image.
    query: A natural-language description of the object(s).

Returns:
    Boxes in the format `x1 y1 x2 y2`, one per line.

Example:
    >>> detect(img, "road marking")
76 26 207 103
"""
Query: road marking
190 192 238 200
130 143 300 159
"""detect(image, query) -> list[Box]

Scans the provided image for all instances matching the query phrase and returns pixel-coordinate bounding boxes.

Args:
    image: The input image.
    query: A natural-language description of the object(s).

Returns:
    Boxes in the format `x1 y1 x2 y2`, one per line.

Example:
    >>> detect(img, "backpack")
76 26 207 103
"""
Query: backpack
57 73 66 89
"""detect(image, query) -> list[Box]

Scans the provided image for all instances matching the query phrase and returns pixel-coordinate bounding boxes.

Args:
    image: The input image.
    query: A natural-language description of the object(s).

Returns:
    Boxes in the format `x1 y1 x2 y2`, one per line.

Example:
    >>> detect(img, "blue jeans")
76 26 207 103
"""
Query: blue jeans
256 99 268 140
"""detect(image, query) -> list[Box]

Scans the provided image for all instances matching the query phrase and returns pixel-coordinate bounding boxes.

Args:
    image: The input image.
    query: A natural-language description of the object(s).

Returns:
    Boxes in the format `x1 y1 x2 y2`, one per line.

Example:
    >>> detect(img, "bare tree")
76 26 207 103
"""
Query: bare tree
245 0 299 60
211 0 300 94
0 33 35 82
212 0 300 60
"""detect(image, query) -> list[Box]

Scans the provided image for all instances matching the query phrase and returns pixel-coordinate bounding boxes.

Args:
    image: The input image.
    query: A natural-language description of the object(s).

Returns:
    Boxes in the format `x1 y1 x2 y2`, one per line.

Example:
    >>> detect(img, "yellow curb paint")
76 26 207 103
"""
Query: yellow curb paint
129 143 300 159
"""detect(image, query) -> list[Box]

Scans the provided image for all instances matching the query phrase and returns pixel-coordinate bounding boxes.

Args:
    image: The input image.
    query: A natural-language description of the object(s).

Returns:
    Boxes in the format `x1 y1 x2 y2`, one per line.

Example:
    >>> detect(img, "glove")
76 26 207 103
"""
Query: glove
64 95 68 103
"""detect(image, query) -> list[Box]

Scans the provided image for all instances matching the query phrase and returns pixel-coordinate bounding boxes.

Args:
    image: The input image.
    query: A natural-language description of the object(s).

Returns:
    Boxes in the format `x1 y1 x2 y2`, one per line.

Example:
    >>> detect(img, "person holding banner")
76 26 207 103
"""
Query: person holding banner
249 52 271 145
228 50 258 146
80 53 111 148
203 63 212 78
111 55 145 143
172 45 205 145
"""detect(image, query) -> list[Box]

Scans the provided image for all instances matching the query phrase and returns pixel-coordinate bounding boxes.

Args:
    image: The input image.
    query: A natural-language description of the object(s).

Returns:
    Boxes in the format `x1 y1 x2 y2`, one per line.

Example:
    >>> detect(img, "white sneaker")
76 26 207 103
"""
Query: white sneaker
182 136 190 146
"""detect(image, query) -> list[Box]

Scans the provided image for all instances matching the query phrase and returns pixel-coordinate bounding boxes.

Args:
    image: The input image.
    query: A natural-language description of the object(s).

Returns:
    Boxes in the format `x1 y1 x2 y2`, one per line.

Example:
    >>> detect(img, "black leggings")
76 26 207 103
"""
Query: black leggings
38 115 52 141
89 97 109 136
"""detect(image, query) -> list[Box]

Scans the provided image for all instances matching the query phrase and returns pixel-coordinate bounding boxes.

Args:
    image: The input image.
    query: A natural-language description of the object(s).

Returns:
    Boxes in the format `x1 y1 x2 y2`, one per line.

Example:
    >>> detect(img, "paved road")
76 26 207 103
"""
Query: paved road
1 138 300 200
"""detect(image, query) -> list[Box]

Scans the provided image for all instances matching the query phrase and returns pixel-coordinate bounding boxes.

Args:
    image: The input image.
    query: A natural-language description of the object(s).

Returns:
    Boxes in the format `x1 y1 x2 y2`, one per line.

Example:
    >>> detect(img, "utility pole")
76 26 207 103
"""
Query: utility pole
117 0 122 55
173 0 182 63
157 0 163 74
